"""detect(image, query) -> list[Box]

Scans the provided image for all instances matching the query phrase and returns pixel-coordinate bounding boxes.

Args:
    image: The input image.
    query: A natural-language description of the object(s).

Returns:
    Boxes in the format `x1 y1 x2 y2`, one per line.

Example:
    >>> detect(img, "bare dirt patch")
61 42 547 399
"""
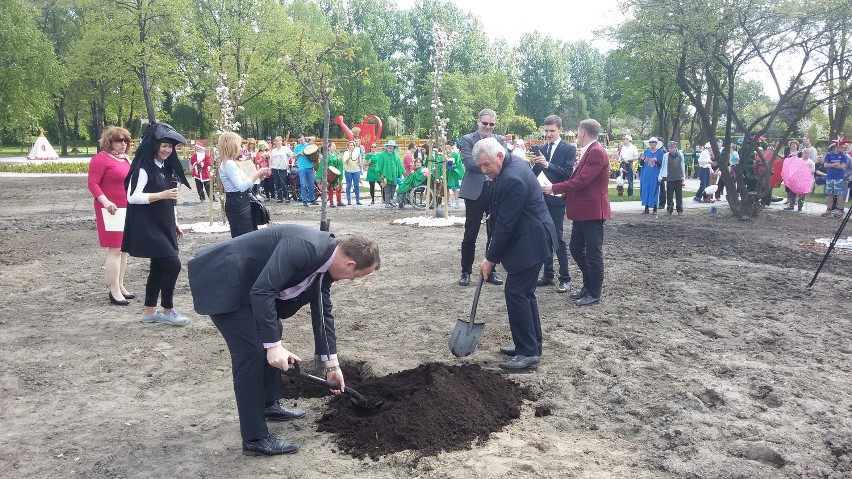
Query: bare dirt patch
1 175 850 478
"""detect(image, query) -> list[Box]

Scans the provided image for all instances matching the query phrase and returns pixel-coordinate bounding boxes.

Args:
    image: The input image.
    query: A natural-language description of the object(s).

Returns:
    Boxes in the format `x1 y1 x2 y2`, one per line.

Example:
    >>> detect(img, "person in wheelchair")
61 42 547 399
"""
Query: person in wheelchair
396 158 428 209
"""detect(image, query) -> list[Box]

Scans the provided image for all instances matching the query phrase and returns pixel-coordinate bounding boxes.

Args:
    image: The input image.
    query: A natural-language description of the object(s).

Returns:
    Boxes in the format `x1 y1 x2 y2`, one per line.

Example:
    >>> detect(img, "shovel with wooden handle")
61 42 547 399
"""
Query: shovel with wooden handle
449 273 485 357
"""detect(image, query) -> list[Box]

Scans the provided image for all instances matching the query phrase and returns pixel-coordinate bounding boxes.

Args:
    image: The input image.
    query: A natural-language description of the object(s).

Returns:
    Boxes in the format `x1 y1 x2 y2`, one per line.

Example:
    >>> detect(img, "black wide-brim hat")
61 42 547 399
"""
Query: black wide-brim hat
148 122 187 145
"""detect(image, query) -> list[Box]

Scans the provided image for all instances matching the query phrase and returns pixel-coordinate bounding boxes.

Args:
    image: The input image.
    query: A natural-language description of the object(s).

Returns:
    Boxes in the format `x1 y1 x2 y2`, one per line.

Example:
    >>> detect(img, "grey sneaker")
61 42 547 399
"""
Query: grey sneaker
142 309 189 326
142 310 163 323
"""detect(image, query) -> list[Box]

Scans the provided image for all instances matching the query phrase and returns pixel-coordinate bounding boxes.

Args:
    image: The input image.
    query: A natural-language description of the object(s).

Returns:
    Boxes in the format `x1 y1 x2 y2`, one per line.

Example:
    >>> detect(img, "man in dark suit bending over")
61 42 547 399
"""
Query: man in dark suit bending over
188 225 379 456
458 108 508 287
531 114 576 293
476 137 557 371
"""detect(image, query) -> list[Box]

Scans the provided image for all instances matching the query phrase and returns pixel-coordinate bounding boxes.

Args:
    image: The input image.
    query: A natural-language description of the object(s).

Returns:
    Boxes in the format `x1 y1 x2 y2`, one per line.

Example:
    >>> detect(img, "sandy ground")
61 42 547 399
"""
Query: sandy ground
1 175 851 478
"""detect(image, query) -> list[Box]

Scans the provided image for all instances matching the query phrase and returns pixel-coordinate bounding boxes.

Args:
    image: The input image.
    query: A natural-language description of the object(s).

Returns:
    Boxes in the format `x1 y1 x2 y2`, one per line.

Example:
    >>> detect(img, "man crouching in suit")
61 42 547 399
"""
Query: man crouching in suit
475 137 557 371
188 225 379 456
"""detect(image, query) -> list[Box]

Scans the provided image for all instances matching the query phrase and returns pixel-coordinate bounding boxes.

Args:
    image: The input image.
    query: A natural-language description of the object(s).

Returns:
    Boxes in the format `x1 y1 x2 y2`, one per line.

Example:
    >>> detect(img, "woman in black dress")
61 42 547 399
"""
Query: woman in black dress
123 123 191 326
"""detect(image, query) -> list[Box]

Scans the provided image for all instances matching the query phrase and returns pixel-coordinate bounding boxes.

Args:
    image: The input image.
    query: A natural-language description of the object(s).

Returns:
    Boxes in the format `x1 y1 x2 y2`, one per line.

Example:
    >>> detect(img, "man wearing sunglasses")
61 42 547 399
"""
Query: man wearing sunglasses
458 108 508 287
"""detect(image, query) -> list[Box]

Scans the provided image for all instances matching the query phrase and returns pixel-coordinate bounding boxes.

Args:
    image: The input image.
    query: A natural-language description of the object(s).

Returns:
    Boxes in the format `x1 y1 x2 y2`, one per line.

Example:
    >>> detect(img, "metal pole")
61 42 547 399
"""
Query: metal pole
808 203 852 288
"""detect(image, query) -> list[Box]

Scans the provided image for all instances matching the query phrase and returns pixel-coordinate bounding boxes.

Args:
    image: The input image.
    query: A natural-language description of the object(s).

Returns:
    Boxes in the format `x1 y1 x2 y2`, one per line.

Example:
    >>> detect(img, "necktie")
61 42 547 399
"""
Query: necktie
545 142 553 160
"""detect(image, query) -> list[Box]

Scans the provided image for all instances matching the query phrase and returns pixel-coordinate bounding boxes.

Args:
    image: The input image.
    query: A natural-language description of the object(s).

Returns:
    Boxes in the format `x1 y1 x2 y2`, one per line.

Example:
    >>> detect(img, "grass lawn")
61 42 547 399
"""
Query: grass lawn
770 186 836 206
0 145 96 158
608 190 696 202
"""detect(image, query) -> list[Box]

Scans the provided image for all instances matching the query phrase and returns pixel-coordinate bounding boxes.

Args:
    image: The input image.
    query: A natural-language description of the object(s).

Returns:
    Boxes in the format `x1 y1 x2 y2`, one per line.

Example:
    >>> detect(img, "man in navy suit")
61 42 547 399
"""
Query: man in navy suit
531 114 576 293
188 226 380 456
546 119 611 306
458 108 509 287
476 137 557 370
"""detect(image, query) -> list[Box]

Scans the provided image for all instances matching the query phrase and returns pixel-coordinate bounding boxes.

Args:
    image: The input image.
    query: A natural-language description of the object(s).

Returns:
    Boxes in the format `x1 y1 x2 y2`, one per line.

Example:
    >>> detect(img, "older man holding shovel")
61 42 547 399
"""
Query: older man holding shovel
475 137 557 371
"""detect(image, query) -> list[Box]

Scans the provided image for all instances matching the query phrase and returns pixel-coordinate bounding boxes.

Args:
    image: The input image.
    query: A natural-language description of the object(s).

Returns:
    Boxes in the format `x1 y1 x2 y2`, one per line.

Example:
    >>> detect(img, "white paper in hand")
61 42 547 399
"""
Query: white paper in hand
102 208 126 231
537 172 562 197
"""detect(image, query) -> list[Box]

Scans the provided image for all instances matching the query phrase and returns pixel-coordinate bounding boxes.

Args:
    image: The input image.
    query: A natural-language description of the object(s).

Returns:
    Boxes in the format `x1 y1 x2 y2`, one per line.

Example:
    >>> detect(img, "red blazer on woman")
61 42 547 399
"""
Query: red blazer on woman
551 141 612 221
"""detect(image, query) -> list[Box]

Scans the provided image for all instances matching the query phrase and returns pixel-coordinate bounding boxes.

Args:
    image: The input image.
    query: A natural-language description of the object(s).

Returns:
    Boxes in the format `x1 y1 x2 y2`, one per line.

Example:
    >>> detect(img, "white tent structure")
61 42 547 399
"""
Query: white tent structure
27 132 59 160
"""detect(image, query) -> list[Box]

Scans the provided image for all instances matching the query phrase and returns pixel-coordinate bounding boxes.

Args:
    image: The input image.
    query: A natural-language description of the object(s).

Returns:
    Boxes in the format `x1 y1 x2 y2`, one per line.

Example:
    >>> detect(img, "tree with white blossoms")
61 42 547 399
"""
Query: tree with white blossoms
426 23 456 219
208 73 247 225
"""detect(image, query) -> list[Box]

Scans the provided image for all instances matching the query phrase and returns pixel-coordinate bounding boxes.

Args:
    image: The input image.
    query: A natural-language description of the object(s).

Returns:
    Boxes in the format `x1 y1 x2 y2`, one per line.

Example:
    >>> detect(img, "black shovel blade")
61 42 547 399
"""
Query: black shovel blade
449 273 485 357
281 364 382 413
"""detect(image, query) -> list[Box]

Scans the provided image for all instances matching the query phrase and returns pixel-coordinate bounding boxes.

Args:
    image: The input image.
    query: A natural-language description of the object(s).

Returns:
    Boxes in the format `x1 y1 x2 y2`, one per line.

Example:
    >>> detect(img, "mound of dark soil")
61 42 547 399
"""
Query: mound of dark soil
314 362 534 460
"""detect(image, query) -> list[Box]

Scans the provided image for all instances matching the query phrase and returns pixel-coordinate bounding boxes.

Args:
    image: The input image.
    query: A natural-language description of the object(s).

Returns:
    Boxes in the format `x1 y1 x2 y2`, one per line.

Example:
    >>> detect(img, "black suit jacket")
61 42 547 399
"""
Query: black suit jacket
486 154 558 274
188 225 338 354
459 131 508 200
532 140 576 206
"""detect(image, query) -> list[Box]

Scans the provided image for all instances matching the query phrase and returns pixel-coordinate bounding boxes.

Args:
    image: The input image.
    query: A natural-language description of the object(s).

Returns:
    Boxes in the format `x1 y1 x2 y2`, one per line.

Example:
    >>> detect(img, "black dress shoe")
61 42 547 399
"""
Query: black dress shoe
569 288 588 300
500 345 543 356
122 292 136 299
575 294 600 306
557 281 571 293
242 434 300 456
498 355 540 370
536 277 555 287
486 271 503 285
109 292 130 306
264 402 306 421
458 272 471 286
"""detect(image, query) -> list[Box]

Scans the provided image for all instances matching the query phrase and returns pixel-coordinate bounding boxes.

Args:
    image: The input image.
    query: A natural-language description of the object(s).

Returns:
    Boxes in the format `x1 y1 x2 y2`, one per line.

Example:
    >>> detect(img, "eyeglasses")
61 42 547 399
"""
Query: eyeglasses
113 138 130 144
480 121 496 127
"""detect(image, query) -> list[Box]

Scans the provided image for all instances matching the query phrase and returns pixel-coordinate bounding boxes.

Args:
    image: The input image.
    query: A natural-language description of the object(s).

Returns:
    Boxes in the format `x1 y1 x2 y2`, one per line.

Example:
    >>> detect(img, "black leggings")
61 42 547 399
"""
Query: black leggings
145 256 181 309
369 181 377 202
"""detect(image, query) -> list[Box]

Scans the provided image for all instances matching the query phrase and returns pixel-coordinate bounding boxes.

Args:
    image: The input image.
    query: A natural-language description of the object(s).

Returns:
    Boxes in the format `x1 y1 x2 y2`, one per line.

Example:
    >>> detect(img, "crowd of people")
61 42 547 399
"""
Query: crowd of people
85 115 848 457
613 134 851 216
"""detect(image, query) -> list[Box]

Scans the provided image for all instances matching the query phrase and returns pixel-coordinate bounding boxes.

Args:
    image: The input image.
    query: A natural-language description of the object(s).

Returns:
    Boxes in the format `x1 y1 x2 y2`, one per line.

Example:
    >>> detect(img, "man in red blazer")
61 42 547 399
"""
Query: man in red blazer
544 119 611 306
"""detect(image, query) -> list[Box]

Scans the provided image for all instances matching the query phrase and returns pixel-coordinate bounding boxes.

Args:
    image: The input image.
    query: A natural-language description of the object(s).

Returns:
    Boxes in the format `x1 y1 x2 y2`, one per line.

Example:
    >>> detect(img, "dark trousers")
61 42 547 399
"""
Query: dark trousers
225 192 256 238
658 180 667 208
211 305 284 442
261 177 274 199
461 182 494 274
505 262 543 357
368 181 377 202
626 174 634 196
194 178 210 201
144 255 181 309
715 176 725 199
666 180 683 213
568 219 605 299
273 169 288 201
542 203 571 282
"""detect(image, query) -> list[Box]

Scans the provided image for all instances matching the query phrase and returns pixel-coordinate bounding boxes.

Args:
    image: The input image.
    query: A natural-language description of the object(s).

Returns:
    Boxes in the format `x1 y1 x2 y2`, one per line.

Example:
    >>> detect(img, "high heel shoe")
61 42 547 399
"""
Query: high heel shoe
109 291 130 306
122 292 136 299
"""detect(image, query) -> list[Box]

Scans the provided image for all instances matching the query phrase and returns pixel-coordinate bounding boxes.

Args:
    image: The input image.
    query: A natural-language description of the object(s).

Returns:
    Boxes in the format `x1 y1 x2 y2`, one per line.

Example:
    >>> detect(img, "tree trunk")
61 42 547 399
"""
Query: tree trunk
54 97 68 156
72 111 79 154
138 63 157 124
319 94 331 232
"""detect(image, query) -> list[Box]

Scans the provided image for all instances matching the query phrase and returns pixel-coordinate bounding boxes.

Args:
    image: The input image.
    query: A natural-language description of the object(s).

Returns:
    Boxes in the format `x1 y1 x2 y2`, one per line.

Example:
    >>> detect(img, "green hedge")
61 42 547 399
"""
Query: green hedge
0 162 89 173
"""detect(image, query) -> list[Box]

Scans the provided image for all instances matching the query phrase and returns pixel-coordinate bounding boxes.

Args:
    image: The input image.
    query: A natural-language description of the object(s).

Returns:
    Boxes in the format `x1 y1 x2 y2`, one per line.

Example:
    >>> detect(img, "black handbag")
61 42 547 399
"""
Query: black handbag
248 192 270 226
